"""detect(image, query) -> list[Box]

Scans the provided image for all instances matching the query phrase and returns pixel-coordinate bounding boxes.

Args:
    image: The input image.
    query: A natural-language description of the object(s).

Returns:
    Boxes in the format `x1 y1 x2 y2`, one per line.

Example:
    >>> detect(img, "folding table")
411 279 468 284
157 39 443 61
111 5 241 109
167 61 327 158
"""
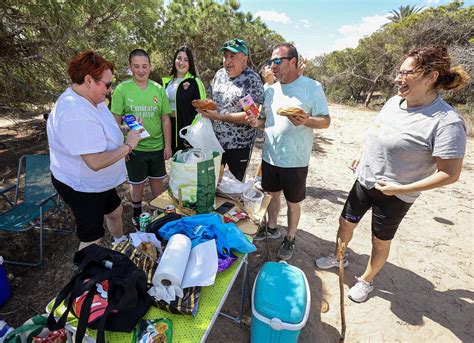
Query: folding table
47 192 271 342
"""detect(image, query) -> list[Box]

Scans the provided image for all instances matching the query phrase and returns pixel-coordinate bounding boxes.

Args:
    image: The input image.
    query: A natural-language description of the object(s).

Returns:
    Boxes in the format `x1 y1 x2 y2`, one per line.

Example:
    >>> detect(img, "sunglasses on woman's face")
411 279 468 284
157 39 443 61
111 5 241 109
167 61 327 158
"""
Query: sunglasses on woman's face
97 79 113 89
268 57 293 65
397 69 420 78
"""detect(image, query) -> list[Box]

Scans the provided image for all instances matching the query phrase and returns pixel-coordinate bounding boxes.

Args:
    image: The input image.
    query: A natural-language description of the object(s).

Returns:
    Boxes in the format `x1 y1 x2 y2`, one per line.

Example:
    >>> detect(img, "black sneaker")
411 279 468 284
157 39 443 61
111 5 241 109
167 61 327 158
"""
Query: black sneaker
277 236 295 261
253 224 281 241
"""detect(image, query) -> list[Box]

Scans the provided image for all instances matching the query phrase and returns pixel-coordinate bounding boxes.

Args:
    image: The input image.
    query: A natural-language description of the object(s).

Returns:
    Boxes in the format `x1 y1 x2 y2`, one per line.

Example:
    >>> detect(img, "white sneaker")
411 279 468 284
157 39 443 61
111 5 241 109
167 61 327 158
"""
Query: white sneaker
315 253 349 269
348 277 374 303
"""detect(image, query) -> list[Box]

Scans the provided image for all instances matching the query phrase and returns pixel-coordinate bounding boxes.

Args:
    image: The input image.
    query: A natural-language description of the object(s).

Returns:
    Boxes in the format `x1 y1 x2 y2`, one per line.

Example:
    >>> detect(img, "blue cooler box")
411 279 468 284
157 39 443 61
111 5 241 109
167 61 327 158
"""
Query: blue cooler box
251 261 310 342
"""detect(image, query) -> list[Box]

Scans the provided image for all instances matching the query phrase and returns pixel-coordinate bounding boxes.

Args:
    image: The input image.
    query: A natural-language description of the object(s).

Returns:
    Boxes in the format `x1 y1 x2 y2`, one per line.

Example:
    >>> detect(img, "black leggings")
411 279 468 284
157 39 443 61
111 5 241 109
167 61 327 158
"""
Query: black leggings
341 181 413 240
221 147 252 182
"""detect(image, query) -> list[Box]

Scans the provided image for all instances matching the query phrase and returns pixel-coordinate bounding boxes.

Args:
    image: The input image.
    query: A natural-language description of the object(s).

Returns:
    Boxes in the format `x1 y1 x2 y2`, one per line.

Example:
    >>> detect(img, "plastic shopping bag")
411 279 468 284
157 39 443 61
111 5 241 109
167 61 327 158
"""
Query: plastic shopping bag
179 114 224 154
168 151 222 214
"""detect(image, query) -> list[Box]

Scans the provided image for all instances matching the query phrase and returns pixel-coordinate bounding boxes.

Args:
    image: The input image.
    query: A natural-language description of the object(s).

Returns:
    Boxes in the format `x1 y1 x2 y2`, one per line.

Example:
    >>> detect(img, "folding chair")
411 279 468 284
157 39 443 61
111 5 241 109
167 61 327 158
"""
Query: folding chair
0 154 61 267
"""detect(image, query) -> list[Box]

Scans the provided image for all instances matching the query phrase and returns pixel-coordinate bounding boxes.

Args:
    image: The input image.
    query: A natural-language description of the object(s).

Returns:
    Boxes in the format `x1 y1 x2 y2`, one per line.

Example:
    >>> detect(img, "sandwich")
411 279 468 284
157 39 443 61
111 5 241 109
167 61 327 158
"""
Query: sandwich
276 106 308 118
192 99 217 111
138 241 158 260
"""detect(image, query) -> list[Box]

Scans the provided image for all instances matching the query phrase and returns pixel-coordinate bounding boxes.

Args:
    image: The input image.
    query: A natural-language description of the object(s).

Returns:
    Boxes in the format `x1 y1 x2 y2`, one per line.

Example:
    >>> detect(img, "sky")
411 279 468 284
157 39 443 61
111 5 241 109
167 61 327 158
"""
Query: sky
238 0 473 59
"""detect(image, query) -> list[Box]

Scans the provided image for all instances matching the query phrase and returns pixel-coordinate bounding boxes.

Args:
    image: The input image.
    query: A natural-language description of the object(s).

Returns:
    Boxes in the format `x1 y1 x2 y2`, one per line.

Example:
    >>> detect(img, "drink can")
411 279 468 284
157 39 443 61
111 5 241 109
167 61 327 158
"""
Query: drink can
164 205 176 213
139 212 151 232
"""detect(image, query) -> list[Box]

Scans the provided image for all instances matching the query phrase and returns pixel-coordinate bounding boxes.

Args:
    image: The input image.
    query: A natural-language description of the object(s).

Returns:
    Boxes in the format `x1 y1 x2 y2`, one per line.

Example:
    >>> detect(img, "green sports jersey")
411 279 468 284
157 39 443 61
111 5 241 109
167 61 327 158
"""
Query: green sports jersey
111 79 171 151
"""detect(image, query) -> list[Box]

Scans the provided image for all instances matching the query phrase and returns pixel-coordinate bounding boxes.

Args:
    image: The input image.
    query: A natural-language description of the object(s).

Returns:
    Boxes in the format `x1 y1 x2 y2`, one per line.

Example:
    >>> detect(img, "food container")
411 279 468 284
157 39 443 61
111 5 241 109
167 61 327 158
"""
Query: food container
251 261 311 342
242 188 264 215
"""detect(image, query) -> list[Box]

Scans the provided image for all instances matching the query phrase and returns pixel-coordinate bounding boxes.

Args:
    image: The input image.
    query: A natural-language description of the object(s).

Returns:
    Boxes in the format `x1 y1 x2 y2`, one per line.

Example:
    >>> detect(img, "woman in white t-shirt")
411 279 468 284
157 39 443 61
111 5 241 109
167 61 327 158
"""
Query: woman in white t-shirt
315 46 469 303
47 50 142 250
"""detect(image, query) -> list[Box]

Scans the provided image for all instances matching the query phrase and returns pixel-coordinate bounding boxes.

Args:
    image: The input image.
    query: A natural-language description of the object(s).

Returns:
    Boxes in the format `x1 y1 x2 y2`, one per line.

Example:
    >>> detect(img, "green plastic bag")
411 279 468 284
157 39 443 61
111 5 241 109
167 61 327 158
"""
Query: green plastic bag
168 151 221 214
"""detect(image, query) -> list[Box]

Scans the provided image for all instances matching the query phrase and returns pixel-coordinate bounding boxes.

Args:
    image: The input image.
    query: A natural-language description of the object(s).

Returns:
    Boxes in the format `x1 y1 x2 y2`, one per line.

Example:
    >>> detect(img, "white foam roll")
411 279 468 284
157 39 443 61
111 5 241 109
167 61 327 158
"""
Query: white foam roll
152 233 191 288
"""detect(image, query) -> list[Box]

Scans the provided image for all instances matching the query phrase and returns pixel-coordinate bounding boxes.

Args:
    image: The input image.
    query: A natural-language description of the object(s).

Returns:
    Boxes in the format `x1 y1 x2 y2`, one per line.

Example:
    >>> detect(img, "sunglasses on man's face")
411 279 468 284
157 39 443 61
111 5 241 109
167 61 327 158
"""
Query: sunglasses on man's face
268 57 293 65
97 79 113 89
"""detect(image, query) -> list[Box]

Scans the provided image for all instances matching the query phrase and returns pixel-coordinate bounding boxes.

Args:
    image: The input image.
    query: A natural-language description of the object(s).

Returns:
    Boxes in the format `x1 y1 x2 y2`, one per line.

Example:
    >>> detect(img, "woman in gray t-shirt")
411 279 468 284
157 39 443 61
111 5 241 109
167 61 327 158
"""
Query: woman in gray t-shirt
315 46 469 303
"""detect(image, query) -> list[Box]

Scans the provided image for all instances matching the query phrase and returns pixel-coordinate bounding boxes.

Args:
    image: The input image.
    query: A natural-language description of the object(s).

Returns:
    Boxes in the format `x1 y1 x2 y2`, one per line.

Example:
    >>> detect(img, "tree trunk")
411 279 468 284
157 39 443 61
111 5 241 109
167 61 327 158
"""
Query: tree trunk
364 72 383 107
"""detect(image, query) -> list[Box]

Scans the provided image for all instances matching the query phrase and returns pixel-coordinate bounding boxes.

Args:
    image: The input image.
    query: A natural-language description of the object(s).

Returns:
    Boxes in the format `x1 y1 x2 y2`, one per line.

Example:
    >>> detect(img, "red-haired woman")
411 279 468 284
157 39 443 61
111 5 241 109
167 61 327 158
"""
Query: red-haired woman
316 46 470 303
47 50 142 250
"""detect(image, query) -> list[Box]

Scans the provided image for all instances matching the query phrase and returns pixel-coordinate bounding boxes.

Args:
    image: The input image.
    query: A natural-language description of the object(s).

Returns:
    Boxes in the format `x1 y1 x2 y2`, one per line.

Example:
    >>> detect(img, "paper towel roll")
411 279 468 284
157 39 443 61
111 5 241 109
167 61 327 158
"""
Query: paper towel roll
152 233 191 288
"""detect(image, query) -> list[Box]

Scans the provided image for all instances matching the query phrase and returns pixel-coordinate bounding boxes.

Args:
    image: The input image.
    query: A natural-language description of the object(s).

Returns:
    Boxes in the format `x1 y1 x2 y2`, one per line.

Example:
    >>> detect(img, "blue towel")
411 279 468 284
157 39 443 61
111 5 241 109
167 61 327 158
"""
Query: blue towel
158 213 256 257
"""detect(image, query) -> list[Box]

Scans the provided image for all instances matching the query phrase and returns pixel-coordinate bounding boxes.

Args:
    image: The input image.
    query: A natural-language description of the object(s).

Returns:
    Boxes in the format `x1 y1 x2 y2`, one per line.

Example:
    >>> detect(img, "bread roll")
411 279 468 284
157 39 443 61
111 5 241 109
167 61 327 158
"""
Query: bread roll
138 242 158 260
192 99 217 111
277 106 308 118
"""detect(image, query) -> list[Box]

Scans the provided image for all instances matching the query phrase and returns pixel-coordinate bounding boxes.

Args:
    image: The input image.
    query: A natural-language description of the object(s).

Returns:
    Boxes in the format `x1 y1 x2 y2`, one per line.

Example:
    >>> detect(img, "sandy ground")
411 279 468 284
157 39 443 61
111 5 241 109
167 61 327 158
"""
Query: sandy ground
1 104 472 342
208 103 473 342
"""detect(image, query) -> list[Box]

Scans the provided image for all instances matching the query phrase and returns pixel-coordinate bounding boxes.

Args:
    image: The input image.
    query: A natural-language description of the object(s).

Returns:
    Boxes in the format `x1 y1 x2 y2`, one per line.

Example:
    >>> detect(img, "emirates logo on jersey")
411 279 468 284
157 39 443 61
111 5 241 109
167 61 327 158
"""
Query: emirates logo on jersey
153 96 158 104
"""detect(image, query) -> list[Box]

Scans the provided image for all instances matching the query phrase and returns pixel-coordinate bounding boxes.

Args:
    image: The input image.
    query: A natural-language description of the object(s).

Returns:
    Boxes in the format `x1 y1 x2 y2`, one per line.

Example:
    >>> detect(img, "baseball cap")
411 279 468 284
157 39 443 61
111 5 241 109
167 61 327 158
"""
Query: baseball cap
219 38 249 56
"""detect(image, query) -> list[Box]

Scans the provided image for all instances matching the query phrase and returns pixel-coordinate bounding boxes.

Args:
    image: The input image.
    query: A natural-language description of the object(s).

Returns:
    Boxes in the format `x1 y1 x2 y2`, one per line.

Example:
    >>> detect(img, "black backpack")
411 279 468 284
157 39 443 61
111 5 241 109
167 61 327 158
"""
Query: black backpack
47 244 152 343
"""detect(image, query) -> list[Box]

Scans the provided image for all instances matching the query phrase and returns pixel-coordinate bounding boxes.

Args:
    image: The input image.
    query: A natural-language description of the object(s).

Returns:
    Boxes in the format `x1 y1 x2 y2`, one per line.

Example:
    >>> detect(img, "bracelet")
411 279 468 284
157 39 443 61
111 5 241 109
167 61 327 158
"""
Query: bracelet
124 143 133 154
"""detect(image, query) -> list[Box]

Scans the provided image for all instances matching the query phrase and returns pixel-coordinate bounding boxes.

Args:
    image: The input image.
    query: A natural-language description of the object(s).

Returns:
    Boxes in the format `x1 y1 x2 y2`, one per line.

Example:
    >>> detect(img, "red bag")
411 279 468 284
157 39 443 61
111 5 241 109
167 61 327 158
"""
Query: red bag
72 279 117 325
33 329 66 343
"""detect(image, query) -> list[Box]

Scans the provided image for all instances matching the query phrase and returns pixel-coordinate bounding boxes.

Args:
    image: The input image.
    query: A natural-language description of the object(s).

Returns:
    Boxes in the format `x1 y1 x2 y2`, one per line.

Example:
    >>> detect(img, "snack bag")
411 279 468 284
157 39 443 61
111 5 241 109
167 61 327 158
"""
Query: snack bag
223 210 248 223
134 318 173 343
239 94 260 118
123 114 150 138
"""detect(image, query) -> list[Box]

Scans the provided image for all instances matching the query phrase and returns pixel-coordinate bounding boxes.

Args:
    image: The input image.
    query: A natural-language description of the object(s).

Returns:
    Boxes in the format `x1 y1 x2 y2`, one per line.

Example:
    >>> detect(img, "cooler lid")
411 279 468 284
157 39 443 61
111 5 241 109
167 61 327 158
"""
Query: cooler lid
254 261 308 324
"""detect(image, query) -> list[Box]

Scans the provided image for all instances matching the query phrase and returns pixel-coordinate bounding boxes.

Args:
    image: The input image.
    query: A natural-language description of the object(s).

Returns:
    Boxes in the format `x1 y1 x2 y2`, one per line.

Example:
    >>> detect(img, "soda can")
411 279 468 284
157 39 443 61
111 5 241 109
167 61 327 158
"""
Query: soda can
139 212 151 232
164 205 176 214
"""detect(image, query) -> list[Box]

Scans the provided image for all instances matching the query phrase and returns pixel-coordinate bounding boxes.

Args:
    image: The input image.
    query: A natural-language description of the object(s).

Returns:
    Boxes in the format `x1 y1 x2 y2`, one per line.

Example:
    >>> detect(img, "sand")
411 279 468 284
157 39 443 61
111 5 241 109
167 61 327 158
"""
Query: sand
207 103 473 342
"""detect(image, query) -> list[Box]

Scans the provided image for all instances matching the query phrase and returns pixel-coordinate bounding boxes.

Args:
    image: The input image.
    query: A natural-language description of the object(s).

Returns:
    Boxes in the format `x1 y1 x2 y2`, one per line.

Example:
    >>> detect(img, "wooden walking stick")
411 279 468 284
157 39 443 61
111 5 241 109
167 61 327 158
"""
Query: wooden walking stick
337 238 347 342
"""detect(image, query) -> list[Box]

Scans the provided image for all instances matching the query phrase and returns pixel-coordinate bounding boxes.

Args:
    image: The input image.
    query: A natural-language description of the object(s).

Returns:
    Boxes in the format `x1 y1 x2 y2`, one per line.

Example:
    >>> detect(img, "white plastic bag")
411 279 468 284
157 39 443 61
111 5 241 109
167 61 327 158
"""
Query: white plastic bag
179 114 225 153
217 168 253 195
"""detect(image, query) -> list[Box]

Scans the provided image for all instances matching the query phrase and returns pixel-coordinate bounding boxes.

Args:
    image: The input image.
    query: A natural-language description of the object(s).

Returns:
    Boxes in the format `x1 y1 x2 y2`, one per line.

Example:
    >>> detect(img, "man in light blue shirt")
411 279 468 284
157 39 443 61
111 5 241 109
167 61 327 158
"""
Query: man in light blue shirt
249 43 330 260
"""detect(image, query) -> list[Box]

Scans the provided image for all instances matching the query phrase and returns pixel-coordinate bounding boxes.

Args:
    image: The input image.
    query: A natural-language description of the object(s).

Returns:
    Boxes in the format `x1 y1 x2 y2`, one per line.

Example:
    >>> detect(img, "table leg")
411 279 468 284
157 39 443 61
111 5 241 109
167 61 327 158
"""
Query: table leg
219 255 249 326
264 213 270 261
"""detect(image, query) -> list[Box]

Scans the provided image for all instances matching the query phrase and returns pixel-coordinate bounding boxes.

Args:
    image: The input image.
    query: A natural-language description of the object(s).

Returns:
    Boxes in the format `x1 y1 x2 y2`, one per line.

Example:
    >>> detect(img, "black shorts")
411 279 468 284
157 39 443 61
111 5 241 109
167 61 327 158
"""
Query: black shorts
52 175 121 242
126 150 166 184
221 147 252 182
341 180 413 240
261 160 308 203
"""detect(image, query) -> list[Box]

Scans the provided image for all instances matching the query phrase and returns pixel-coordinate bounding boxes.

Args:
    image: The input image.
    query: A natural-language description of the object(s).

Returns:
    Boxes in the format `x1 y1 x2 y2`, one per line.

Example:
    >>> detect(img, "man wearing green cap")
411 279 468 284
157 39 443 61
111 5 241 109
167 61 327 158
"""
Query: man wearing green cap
198 38 264 181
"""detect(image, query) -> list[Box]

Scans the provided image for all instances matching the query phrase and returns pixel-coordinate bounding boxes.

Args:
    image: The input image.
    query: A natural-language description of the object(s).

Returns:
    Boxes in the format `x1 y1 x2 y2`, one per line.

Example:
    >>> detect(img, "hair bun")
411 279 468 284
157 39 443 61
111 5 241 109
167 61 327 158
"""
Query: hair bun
442 65 470 91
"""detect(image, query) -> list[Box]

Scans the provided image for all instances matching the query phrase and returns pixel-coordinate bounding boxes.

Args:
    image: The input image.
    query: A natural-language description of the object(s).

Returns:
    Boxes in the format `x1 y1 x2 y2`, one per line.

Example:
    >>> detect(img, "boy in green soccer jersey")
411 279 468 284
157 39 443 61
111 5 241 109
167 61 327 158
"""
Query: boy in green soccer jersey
112 49 172 227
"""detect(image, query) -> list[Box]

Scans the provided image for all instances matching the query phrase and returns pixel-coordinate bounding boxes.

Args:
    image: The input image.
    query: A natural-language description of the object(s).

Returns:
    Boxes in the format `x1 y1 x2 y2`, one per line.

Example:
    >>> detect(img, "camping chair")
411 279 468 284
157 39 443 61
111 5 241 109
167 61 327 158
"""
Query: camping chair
0 154 61 267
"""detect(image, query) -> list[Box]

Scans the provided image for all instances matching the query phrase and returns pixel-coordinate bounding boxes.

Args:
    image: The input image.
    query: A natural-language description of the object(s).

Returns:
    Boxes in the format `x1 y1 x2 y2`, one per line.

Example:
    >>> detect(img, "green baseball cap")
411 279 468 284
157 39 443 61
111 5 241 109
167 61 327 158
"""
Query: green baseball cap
219 38 249 56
